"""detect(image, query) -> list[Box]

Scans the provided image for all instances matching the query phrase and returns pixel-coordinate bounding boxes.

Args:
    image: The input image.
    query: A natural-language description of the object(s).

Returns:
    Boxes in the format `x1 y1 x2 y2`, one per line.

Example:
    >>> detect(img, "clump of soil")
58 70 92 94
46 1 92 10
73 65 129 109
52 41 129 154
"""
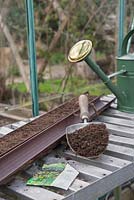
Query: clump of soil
67 123 109 157
0 96 96 156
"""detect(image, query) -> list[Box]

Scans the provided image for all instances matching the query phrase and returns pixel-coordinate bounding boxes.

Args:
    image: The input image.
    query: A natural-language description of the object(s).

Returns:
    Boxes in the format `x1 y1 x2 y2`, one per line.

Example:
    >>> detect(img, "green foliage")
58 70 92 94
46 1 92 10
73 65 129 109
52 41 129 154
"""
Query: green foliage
96 52 106 60
44 51 51 60
60 77 110 96
5 0 118 67
6 1 26 41
9 82 27 93
4 0 118 95
46 11 59 31
74 6 88 30
49 52 65 65
39 79 61 93
60 0 69 9
37 51 65 65
9 78 110 96
8 66 20 77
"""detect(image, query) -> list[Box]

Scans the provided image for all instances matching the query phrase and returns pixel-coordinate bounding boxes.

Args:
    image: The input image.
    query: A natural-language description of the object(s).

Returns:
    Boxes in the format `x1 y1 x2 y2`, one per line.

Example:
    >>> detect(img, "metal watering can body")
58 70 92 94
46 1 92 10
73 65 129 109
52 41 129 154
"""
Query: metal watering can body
68 30 134 113
117 29 134 113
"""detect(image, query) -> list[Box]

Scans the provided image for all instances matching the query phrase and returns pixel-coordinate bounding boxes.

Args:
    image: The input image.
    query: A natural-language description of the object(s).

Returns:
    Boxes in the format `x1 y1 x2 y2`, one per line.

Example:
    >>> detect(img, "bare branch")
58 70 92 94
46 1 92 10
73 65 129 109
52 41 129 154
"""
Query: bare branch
0 15 30 91
38 0 76 76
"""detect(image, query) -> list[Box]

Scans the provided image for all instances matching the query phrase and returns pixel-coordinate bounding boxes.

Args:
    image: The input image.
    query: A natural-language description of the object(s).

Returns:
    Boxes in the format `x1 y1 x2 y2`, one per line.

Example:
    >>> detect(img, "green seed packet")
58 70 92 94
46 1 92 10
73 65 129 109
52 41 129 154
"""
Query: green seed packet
26 163 66 186
42 163 65 172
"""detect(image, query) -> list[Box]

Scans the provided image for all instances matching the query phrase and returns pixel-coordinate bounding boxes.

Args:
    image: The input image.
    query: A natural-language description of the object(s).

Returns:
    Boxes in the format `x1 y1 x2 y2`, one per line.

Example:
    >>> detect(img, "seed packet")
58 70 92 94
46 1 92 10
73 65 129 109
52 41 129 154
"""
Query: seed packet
42 163 65 172
26 163 66 187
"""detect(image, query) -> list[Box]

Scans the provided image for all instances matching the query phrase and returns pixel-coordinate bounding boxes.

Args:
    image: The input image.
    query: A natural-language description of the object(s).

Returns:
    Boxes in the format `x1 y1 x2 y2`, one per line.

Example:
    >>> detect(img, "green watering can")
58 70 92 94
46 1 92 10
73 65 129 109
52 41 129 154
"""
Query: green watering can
68 29 134 113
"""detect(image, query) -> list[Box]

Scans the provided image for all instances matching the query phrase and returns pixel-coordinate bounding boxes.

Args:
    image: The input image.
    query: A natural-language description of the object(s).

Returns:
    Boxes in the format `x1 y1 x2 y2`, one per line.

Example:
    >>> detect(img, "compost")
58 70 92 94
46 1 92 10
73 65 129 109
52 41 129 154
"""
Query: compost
67 123 109 157
0 96 96 156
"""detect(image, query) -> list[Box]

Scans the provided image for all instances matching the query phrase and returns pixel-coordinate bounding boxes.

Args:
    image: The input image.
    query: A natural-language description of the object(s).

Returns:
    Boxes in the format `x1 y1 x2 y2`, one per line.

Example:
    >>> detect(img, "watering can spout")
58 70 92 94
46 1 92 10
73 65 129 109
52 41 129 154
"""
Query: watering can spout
68 40 126 107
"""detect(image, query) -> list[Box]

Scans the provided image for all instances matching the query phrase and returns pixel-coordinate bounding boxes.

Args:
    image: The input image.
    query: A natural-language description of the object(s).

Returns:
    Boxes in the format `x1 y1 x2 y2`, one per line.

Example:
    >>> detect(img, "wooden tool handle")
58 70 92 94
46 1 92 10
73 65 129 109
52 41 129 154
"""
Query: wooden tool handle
79 94 89 121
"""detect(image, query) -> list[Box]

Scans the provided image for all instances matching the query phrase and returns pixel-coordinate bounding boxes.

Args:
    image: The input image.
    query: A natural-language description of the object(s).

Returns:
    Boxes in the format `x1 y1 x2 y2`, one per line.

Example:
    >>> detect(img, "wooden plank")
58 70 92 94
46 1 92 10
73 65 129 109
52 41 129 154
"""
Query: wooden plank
103 108 134 120
70 179 89 192
6 178 63 200
64 150 131 170
107 94 116 98
63 163 134 200
110 103 117 109
9 121 27 129
67 160 112 179
109 135 134 148
105 144 134 161
105 123 134 138
0 127 13 136
97 116 134 127
100 95 116 102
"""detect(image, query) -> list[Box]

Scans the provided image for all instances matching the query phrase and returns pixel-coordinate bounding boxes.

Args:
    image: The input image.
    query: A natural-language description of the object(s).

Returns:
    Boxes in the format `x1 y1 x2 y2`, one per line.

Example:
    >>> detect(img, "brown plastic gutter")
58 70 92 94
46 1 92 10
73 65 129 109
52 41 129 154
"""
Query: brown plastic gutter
0 96 115 185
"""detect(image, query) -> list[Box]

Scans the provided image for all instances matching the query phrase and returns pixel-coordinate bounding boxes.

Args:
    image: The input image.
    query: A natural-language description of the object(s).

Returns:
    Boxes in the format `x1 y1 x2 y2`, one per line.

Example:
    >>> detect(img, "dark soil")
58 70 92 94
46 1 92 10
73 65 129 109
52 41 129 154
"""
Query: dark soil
0 116 16 127
0 96 96 156
67 123 109 157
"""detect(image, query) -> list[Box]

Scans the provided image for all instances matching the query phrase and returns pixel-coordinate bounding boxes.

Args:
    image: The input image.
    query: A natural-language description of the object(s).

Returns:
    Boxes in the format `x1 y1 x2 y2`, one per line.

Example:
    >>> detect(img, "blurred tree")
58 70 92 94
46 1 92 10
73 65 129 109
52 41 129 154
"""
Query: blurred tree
1 0 133 84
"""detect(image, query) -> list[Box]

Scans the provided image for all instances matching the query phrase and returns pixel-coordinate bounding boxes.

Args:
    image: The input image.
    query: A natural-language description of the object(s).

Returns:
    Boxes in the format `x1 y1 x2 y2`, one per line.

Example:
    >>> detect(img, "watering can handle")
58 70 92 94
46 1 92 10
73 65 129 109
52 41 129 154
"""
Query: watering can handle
121 29 134 56
79 94 89 121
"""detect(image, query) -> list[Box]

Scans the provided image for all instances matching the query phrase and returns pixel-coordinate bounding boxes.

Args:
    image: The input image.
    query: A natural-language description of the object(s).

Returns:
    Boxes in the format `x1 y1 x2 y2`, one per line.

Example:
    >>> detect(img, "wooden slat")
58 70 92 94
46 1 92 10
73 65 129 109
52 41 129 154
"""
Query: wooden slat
107 94 116 98
110 102 117 109
97 115 134 127
64 150 131 170
100 96 116 109
105 123 134 138
63 163 134 200
103 108 134 120
9 121 27 129
109 135 134 148
105 144 134 161
100 95 116 102
69 179 89 192
0 127 13 136
67 160 112 179
6 178 63 200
